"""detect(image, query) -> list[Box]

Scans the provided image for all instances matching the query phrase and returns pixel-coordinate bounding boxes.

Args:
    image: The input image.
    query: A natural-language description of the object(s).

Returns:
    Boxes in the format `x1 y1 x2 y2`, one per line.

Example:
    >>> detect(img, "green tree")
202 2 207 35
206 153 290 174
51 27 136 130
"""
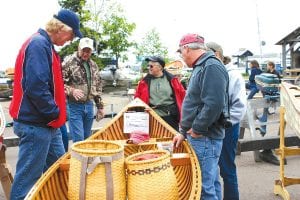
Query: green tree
135 28 169 72
101 3 136 68
136 28 168 59
58 0 136 70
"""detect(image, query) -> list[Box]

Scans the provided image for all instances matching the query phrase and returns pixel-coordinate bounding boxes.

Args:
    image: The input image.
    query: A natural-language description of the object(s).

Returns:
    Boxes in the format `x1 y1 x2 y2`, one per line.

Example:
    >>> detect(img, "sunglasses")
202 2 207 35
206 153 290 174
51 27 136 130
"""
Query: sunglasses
147 64 160 68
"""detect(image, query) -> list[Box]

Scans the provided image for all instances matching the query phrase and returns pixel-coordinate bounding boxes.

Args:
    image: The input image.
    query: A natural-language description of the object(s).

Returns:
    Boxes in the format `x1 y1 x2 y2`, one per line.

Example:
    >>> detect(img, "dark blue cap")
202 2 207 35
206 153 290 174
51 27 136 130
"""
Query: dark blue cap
145 56 165 67
54 9 82 38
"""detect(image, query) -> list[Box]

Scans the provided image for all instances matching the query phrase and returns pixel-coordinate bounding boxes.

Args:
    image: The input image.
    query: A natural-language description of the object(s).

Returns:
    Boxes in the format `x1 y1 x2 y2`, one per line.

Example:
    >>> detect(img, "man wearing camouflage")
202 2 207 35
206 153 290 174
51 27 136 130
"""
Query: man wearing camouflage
62 37 104 142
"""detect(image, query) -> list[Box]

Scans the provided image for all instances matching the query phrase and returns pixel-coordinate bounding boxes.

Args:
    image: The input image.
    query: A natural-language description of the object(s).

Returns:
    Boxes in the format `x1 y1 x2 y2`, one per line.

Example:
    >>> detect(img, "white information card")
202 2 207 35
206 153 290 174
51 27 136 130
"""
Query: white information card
123 112 149 134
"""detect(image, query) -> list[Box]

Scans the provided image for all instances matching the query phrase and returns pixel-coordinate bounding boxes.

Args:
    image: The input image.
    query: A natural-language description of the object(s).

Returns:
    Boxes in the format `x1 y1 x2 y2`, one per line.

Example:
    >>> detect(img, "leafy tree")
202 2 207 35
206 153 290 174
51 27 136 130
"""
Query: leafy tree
136 28 168 59
101 3 136 68
58 0 136 70
135 28 169 72
58 0 85 13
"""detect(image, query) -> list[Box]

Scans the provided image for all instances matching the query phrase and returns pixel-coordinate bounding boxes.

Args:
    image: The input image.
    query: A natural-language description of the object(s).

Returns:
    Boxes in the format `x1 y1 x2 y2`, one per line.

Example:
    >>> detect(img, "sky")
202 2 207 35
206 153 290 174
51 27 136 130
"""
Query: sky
0 0 299 70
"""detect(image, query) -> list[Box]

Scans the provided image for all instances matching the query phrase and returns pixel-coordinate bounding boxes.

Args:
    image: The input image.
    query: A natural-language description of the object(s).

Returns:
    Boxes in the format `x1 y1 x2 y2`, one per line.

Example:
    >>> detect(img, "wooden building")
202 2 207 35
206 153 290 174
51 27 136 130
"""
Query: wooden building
276 26 300 70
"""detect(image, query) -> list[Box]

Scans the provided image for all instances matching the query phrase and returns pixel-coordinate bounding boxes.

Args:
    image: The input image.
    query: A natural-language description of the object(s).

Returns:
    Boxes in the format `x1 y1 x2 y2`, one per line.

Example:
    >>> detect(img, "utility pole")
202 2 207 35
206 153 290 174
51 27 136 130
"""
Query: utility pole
255 0 263 63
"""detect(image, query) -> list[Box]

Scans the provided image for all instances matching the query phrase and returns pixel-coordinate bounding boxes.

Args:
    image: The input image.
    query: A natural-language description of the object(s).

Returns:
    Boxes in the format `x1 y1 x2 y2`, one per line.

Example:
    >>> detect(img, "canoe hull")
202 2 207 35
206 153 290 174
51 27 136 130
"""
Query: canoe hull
25 99 201 200
280 82 300 138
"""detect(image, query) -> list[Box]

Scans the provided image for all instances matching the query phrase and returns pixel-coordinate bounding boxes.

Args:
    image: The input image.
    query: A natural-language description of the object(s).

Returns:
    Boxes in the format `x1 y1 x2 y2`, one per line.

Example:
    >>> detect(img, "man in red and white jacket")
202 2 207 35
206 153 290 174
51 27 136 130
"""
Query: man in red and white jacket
9 9 82 200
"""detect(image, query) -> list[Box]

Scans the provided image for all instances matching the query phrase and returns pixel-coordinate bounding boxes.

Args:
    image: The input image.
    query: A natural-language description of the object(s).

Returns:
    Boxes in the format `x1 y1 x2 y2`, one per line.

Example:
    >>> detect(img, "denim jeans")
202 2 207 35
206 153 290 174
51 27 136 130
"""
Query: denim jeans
259 108 268 133
245 83 259 99
187 135 223 200
10 121 65 200
247 87 259 99
60 124 69 151
218 123 240 200
68 100 94 142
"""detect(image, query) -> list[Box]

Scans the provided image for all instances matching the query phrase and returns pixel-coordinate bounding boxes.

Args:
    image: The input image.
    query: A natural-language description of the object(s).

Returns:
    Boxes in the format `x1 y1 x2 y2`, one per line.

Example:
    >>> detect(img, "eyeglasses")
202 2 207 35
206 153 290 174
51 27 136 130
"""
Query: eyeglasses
147 64 160 68
177 45 187 54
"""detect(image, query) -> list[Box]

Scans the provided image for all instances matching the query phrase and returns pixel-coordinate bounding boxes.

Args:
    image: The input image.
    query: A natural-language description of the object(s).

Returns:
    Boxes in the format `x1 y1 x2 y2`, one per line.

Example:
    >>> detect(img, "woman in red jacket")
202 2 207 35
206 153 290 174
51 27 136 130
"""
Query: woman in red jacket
134 56 186 131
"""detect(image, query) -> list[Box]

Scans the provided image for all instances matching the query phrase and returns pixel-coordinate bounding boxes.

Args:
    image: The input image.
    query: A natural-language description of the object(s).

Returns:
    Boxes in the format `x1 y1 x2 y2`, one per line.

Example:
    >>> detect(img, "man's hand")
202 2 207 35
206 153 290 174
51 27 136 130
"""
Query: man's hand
96 108 104 122
173 134 185 148
72 88 84 101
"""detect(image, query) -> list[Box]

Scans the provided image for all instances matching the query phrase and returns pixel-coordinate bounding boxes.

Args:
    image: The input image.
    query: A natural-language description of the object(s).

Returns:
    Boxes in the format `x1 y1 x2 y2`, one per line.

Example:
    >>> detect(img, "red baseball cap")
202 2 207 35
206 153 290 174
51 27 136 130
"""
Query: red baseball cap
179 33 205 46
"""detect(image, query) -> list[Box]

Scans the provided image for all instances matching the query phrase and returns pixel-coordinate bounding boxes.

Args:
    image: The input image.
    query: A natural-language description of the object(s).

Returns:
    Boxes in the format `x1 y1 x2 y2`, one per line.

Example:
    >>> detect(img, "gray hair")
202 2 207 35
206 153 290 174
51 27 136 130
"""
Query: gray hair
185 42 207 50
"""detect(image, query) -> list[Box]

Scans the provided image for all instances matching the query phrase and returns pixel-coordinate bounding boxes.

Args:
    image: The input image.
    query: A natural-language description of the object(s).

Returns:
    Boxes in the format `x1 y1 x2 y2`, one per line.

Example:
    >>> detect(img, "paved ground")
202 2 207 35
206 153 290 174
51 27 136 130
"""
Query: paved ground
1 87 299 199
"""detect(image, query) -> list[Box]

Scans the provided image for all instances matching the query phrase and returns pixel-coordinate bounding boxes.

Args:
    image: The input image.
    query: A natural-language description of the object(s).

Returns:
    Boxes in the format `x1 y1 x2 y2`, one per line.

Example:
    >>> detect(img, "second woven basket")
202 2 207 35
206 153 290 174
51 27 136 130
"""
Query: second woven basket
125 150 179 200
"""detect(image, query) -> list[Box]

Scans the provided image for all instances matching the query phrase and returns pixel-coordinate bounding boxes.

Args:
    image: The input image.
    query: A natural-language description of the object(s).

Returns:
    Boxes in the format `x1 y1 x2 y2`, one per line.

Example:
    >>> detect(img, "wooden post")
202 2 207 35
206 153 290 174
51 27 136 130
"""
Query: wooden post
274 107 300 199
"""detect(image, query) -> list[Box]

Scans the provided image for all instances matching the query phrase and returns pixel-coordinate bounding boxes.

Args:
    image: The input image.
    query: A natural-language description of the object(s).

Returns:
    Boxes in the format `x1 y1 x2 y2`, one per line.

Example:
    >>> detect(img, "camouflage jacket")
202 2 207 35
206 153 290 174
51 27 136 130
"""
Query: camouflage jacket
62 52 104 109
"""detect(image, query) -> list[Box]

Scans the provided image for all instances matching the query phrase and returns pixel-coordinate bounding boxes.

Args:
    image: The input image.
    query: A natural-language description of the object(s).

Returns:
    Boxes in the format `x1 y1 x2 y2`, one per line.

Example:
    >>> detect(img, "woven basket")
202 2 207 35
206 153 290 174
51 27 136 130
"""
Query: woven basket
125 150 179 200
68 140 126 200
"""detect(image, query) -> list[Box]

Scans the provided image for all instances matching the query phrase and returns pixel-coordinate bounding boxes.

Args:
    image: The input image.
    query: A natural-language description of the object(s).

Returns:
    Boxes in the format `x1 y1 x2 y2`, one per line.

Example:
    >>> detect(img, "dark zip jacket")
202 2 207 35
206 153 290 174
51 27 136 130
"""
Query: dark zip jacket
180 52 229 139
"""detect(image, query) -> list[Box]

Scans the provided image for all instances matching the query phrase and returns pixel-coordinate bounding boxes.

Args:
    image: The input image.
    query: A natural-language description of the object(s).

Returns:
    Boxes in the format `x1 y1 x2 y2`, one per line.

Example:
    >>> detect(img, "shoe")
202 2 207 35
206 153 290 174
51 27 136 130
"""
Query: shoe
255 127 266 137
259 150 280 165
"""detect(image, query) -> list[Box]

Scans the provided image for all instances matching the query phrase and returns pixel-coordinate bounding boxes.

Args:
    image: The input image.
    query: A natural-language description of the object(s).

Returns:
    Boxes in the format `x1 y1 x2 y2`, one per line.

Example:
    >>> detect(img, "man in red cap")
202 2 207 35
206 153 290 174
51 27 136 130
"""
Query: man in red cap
9 9 82 200
173 33 229 200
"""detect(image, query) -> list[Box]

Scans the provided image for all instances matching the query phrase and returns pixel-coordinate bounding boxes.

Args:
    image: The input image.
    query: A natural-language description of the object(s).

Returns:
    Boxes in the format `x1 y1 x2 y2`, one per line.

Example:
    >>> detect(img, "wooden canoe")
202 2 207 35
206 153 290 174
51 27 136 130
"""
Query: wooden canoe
25 98 202 200
280 82 300 138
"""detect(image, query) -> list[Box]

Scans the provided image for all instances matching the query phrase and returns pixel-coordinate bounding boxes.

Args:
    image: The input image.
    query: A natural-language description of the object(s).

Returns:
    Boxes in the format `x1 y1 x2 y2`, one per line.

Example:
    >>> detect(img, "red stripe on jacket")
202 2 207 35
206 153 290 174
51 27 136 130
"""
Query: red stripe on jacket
9 33 66 128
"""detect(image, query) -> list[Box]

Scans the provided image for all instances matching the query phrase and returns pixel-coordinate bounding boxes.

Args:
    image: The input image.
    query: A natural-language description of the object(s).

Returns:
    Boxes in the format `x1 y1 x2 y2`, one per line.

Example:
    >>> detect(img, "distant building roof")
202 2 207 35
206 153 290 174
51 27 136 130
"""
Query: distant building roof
232 49 253 57
276 26 300 45
165 60 186 75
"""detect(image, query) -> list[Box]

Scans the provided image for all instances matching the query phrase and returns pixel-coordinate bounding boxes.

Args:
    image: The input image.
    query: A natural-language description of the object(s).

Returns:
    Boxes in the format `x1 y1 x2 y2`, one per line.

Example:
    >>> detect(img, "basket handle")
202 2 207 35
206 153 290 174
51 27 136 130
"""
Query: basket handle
71 151 123 200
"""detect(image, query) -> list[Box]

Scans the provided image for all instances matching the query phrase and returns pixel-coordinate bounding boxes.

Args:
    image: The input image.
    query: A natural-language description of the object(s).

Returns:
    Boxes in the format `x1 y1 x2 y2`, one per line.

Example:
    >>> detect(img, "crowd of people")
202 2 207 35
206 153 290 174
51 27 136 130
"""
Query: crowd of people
8 8 283 200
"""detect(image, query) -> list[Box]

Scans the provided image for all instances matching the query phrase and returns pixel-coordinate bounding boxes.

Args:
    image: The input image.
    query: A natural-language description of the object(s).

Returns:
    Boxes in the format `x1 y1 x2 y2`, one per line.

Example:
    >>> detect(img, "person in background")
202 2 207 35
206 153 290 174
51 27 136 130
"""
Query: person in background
257 61 281 165
173 34 229 199
245 60 262 99
266 61 281 79
207 42 247 200
9 9 82 200
134 56 186 131
62 37 104 143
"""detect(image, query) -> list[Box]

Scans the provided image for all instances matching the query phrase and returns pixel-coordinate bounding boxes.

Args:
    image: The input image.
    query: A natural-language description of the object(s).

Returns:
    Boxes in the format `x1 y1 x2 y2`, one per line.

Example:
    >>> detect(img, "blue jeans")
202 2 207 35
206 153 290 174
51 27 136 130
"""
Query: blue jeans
68 100 94 142
247 87 259 99
10 121 65 200
60 124 69 151
187 135 223 200
218 123 240 200
259 108 268 133
246 83 259 99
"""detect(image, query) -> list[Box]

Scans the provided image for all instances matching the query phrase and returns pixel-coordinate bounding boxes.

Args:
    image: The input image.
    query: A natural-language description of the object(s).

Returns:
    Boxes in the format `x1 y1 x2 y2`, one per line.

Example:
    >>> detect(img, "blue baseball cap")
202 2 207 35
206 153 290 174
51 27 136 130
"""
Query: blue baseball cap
54 9 82 38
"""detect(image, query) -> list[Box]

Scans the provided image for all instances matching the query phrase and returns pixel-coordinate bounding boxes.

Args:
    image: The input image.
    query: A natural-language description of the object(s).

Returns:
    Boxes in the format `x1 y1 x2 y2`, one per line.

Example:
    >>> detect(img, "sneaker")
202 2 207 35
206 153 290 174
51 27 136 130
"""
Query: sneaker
259 150 280 165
